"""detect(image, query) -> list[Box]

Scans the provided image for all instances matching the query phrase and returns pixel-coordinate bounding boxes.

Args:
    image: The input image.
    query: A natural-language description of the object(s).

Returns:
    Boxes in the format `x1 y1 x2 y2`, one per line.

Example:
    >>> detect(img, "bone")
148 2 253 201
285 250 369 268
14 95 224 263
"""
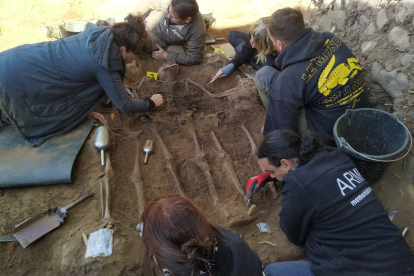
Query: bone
241 125 279 199
186 115 219 206
186 79 237 98
103 152 112 220
211 131 245 198
151 122 185 197
135 76 148 94
131 139 145 218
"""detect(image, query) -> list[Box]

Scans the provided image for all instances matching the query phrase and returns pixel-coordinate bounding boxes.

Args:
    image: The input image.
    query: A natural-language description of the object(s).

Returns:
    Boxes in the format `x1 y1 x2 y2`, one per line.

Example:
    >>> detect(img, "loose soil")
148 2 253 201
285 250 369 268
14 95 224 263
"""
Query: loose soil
0 1 413 275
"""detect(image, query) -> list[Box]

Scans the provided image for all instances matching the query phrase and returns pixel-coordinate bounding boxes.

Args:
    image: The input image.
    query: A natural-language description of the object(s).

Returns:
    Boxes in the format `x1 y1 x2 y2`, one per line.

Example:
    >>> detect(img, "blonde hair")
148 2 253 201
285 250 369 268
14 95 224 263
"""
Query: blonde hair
250 17 274 63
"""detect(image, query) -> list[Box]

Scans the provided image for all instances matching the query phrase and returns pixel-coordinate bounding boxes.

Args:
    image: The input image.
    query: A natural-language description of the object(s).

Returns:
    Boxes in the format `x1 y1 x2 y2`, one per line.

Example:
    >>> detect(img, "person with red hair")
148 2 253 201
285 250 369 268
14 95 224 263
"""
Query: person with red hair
140 196 264 276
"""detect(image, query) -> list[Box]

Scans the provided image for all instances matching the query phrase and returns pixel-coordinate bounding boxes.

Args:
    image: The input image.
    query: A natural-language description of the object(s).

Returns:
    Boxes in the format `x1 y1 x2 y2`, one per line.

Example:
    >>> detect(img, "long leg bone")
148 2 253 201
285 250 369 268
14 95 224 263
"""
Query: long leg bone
103 152 113 220
211 131 246 198
186 78 238 98
240 125 278 199
186 115 219 206
131 139 145 218
151 122 186 197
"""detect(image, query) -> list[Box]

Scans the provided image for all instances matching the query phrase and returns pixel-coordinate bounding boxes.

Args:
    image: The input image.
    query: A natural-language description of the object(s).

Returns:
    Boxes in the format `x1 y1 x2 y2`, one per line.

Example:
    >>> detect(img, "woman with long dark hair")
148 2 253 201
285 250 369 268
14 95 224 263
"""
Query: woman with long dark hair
256 130 414 276
140 196 264 276
0 14 163 146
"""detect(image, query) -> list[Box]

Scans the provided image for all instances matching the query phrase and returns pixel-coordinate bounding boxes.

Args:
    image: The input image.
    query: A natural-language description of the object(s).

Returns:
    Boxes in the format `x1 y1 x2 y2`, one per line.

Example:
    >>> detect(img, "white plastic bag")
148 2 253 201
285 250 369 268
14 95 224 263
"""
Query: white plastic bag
85 228 113 258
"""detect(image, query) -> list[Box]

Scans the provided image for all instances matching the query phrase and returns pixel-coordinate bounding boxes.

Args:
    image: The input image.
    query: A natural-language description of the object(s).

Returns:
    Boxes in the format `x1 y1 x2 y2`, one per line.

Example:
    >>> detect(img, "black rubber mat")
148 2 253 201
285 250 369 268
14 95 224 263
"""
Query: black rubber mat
0 118 94 187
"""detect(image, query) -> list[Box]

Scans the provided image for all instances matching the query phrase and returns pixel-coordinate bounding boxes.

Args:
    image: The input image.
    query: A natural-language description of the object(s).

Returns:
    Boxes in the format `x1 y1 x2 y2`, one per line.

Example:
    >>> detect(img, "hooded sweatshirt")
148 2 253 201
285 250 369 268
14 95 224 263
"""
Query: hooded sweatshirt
0 27 154 146
280 148 414 275
263 28 370 142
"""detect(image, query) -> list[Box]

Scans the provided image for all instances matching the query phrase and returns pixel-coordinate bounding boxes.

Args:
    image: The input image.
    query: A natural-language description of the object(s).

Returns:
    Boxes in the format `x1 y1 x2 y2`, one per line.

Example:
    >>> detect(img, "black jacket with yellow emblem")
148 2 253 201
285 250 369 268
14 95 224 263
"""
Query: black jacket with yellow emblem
263 28 370 142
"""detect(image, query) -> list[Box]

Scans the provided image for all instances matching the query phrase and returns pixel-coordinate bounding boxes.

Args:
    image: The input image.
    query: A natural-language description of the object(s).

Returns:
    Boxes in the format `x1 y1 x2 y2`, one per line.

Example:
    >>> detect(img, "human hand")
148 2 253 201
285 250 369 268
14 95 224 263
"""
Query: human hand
88 111 105 123
152 44 168 61
214 69 226 79
150 94 164 106
246 172 272 200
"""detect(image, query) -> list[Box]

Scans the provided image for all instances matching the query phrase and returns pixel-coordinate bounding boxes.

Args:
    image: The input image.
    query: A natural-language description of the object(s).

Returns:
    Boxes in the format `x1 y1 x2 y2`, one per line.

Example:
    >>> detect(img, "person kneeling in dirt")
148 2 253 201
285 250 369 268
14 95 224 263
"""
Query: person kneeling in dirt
135 0 206 65
248 130 414 276
140 196 264 276
213 17 278 108
257 8 370 144
0 14 163 147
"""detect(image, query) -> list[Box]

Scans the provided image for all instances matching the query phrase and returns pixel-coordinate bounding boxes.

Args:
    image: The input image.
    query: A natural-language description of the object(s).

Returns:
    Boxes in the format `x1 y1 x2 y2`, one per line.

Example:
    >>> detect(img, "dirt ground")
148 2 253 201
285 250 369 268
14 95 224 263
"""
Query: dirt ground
0 0 413 275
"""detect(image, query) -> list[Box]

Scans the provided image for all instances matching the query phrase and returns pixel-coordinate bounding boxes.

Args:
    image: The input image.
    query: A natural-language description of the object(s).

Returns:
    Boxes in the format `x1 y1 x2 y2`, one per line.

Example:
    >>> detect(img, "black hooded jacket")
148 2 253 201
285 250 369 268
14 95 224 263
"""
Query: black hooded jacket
263 28 370 142
280 148 414 275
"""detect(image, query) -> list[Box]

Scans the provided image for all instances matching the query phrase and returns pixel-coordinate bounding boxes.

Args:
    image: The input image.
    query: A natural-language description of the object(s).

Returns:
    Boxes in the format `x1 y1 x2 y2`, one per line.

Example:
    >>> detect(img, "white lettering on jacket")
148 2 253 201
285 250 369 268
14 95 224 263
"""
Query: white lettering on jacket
337 168 365 196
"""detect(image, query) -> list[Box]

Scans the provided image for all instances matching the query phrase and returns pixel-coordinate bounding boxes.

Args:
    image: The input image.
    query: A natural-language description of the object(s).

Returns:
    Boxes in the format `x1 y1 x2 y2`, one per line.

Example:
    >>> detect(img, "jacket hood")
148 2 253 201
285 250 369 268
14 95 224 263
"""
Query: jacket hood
275 28 326 70
86 27 124 72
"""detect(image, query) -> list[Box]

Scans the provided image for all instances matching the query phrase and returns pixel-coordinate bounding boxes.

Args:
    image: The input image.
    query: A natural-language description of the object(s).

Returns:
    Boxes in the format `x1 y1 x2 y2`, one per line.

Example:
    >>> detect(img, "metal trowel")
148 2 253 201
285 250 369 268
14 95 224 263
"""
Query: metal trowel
0 191 94 248
94 126 110 166
142 140 154 165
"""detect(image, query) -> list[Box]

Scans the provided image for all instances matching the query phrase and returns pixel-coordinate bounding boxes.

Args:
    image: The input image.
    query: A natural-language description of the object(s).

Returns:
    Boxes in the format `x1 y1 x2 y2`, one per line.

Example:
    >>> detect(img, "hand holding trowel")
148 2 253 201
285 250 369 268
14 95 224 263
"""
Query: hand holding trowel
0 191 94 248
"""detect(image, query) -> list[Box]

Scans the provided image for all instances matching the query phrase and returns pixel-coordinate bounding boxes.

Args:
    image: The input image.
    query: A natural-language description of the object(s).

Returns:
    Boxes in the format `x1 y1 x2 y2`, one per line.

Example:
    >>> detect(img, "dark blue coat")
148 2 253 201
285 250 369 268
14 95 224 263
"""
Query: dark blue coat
0 27 153 146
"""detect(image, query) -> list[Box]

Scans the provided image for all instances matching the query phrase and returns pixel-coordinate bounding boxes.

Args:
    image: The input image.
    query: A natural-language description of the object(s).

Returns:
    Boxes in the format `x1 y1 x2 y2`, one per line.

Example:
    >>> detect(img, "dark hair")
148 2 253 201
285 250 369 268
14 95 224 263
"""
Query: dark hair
110 13 151 56
171 0 199 20
141 196 218 276
258 130 323 167
268 8 305 43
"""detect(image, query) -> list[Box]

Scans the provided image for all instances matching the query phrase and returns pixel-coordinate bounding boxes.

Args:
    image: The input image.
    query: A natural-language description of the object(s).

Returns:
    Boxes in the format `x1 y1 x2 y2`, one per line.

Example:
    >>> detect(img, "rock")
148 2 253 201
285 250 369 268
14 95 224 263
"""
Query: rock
334 0 349 10
388 27 411 51
376 9 390 31
365 22 376 36
357 0 370 11
361 40 377 54
395 0 414 24
400 54 414 67
358 15 370 28
371 62 409 98
319 14 332 31
312 25 320 31
328 10 346 30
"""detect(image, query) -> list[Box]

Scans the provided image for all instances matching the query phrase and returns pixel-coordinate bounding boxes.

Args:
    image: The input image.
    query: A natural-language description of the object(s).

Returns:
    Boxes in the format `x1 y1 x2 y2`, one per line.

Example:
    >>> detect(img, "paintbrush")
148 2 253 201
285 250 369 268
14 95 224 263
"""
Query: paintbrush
207 78 217 86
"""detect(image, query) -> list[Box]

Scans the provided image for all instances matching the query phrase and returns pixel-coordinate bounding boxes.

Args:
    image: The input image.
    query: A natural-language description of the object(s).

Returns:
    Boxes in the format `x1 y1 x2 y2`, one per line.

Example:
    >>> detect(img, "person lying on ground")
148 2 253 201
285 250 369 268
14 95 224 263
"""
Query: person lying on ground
0 14 163 147
256 8 370 143
213 17 277 108
140 195 264 276
248 130 414 276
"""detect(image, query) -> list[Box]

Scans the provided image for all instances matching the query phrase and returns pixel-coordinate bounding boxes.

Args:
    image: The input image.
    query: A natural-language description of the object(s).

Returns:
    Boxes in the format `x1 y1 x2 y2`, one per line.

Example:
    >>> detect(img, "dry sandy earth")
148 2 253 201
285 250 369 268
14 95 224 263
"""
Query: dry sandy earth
0 0 413 275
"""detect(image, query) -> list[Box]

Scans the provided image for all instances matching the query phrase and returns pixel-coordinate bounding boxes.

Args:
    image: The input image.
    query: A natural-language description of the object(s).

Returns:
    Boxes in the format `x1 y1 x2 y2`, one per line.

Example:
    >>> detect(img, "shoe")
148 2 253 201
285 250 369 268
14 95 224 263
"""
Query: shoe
44 26 59 39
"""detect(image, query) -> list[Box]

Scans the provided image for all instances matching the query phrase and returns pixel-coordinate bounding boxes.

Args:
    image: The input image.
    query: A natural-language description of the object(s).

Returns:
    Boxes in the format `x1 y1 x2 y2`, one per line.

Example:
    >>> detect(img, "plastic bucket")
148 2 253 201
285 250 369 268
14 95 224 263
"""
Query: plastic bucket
333 108 412 184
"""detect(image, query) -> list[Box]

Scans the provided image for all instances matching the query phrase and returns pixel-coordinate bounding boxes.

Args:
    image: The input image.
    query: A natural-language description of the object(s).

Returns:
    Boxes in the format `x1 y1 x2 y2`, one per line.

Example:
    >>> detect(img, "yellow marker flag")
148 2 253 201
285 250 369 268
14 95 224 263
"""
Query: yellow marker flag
146 71 158 80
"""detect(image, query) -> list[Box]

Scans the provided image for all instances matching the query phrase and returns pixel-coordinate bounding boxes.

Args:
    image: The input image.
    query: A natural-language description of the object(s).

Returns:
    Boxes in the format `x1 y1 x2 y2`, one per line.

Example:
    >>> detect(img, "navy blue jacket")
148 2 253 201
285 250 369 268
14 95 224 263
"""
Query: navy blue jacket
230 32 278 70
263 29 370 142
280 148 414 275
0 27 153 146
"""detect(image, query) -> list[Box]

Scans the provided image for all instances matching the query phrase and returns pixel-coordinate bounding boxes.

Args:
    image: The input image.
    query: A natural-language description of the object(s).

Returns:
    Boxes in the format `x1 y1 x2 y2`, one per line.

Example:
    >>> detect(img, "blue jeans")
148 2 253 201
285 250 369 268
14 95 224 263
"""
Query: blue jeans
264 260 314 276
227 30 249 53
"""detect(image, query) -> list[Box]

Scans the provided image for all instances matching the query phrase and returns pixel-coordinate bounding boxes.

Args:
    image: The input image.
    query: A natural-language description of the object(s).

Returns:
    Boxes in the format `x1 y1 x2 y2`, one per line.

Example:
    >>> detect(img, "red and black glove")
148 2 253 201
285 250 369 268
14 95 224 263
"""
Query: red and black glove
246 172 272 200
